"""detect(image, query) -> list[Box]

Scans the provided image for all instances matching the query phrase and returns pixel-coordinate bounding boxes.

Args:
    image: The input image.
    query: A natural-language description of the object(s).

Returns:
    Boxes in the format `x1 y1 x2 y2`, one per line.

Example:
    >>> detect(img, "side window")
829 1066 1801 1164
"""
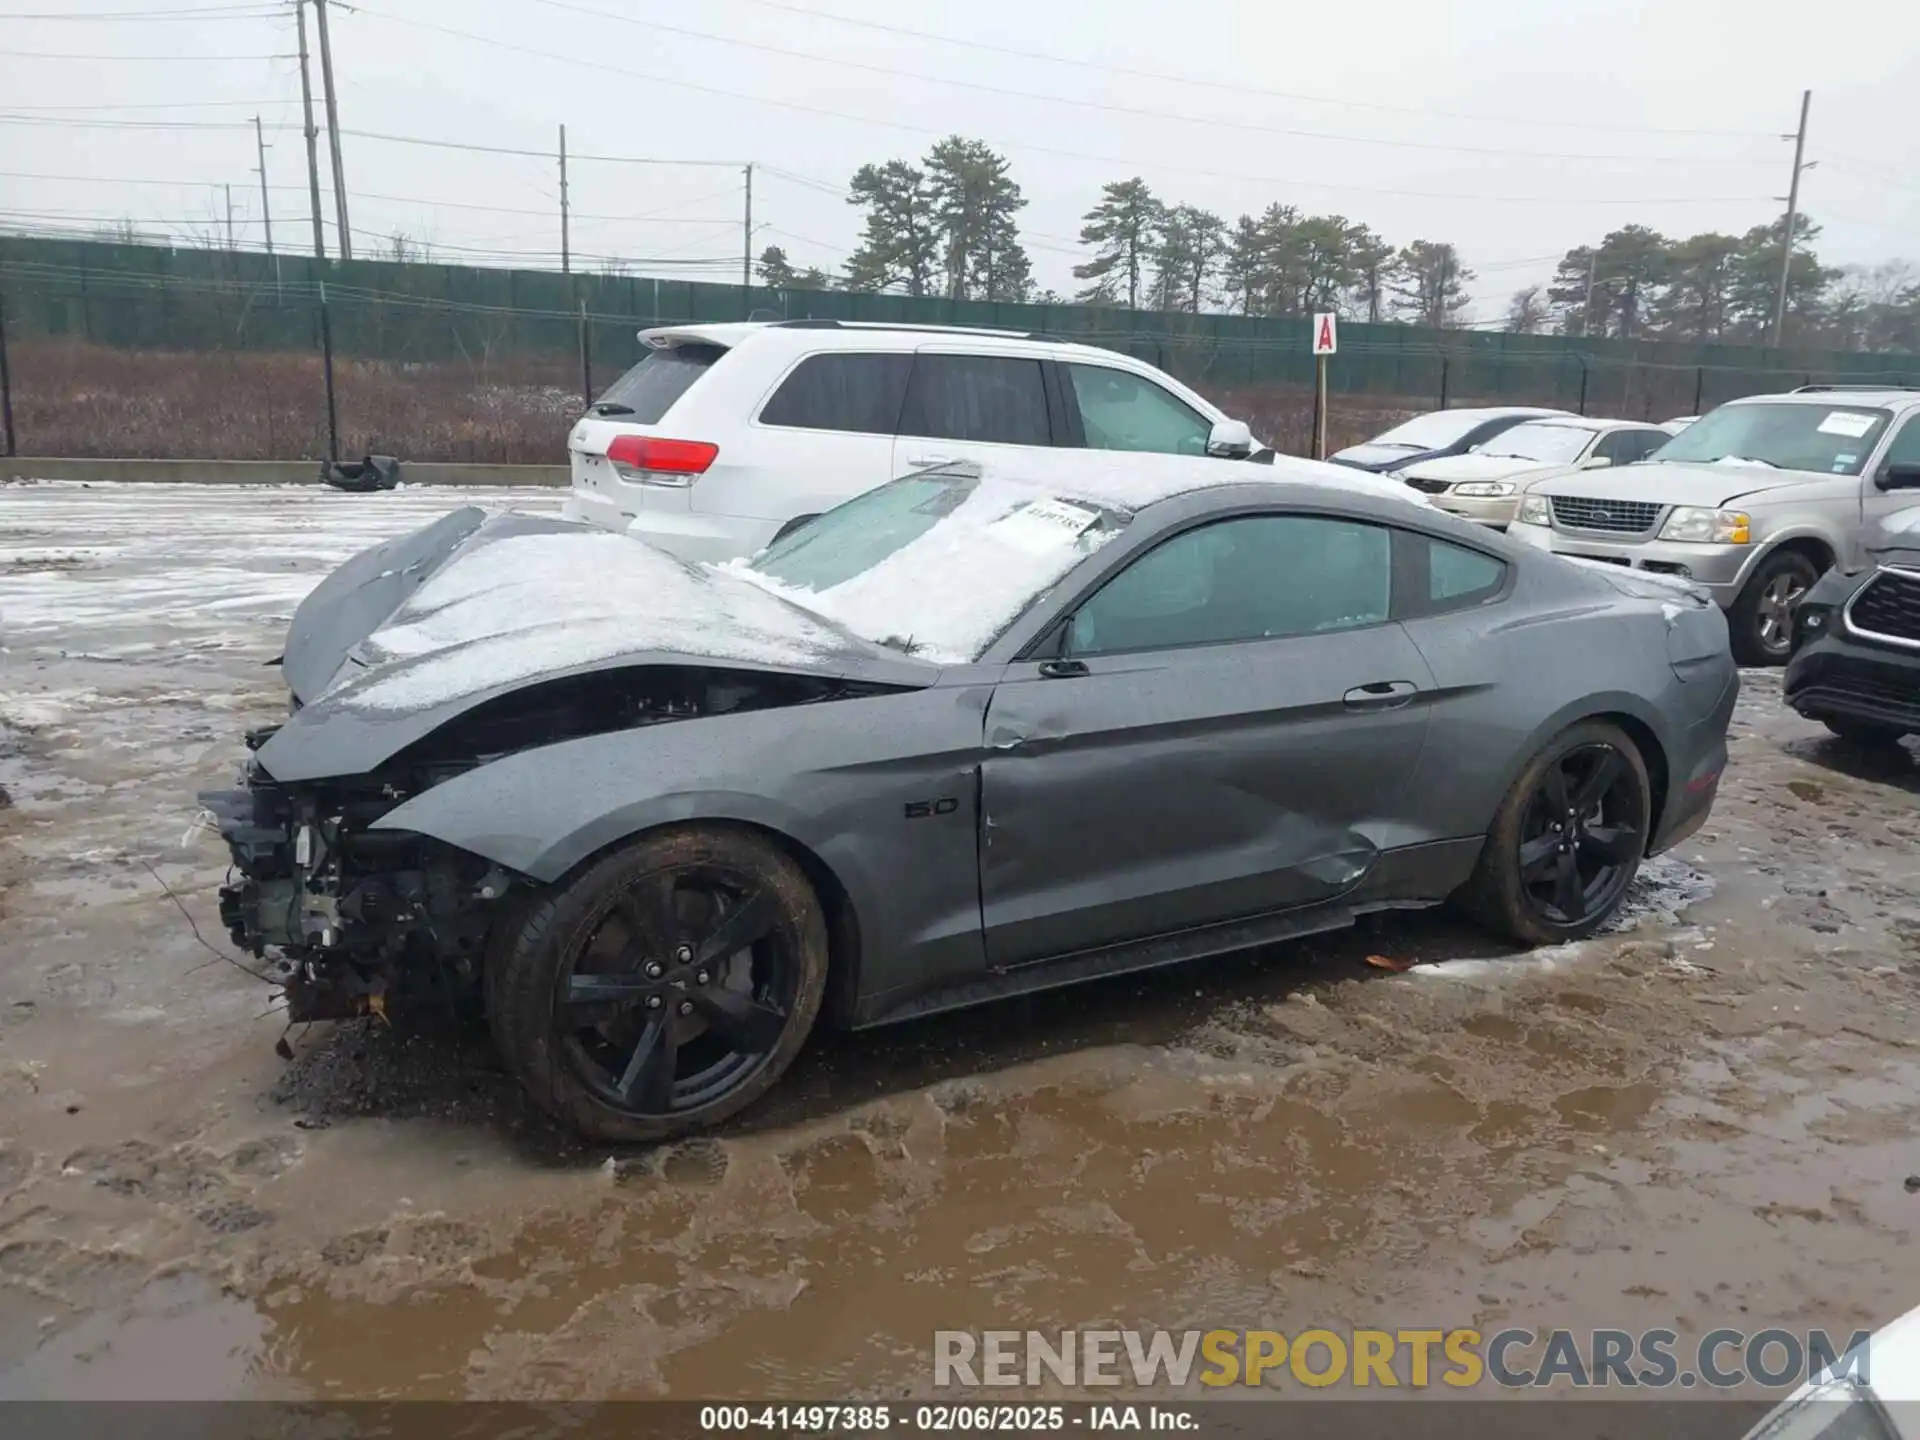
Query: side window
1064 364 1211 456
898 354 1051 446
1427 538 1507 610
759 353 912 435
1880 416 1920 470
1597 429 1660 464
1065 515 1391 657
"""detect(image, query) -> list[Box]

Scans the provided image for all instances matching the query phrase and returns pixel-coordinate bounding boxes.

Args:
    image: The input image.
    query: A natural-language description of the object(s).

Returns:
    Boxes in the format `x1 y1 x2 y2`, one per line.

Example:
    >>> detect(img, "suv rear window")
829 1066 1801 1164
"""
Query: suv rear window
760 353 913 434
899 354 1052 447
590 342 727 423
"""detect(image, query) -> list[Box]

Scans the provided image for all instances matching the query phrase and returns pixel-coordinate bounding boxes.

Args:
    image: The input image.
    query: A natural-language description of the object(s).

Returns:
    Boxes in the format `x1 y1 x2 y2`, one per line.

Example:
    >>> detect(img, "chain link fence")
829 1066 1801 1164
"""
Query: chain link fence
4 236 1918 464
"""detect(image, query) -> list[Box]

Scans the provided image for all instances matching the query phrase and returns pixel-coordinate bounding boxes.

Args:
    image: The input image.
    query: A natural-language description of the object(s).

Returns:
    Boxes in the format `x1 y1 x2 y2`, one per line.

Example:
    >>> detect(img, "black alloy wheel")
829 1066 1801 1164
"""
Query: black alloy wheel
1457 719 1652 946
1514 743 1645 928
487 826 828 1142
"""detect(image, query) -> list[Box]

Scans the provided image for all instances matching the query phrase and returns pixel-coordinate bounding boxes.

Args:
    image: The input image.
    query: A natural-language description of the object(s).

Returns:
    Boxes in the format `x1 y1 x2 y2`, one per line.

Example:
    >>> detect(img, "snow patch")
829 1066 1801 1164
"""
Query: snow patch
333 529 857 712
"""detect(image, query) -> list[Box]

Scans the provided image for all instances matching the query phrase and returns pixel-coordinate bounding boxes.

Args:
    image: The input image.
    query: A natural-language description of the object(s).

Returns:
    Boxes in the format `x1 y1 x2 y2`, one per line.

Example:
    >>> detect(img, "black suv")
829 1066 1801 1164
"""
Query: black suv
1786 505 1920 747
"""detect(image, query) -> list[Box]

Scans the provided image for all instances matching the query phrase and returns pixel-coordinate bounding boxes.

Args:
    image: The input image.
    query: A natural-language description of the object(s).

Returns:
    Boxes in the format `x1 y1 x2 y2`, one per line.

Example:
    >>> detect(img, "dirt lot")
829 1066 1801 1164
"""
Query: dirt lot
2 481 1919 1404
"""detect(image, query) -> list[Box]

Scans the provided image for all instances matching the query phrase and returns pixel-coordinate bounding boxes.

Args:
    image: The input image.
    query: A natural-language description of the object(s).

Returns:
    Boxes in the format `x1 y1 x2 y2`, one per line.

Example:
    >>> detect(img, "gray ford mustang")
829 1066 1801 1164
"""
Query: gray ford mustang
201 452 1737 1141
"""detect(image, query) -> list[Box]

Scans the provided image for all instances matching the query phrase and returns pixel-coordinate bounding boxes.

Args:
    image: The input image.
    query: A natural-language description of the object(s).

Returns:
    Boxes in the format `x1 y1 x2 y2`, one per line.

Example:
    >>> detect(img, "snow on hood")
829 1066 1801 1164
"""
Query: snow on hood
1401 453 1565 484
328 527 867 712
1530 459 1798 508
1328 441 1421 469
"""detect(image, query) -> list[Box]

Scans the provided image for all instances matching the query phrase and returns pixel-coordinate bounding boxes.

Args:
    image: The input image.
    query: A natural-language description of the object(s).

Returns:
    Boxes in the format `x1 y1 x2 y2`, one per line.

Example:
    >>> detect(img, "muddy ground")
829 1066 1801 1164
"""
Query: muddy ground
1 480 1918 1405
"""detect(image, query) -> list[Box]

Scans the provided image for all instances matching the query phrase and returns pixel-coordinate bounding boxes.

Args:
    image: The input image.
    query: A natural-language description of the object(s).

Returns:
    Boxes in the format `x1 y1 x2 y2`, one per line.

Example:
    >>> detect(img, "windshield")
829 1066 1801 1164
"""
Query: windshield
1368 410 1496 451
1476 422 1596 465
1653 402 1891 475
589 341 727 420
736 472 1125 662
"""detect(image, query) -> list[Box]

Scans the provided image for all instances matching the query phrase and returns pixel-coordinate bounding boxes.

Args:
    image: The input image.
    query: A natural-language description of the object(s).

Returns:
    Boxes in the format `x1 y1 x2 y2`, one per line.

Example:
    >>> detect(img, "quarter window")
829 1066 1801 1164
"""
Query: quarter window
1064 364 1212 456
759 353 913 434
898 354 1052 447
1065 515 1392 656
1428 539 1507 608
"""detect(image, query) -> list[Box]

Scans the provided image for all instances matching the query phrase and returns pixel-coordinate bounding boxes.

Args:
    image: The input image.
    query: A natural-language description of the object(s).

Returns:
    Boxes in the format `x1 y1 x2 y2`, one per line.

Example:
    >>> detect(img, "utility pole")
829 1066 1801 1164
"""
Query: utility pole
294 0 326 260
742 162 753 290
559 123 570 274
1583 249 1598 338
1772 89 1812 349
255 113 280 291
312 0 352 260
224 183 235 250
254 116 274 257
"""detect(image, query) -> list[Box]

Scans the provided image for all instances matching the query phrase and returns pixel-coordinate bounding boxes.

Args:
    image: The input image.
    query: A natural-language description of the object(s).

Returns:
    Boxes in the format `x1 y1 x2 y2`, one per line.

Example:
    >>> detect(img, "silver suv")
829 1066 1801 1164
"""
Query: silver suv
1508 386 1920 665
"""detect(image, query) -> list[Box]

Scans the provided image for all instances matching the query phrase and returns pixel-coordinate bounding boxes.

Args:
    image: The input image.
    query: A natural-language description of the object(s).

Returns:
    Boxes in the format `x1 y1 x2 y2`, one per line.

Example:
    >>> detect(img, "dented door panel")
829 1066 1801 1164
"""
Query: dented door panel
977 628 1436 968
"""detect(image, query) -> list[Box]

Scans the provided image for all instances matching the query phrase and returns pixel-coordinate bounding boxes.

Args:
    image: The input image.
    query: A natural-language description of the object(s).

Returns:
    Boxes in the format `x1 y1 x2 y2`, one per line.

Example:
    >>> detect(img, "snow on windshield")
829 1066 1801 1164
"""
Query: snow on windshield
1655 402 1890 476
330 529 851 712
1477 423 1593 465
1369 410 1493 450
729 475 1123 663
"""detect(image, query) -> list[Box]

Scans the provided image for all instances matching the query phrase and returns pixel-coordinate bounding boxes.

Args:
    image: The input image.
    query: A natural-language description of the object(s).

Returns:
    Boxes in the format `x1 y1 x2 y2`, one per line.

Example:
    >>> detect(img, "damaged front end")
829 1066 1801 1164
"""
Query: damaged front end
200 722 511 1024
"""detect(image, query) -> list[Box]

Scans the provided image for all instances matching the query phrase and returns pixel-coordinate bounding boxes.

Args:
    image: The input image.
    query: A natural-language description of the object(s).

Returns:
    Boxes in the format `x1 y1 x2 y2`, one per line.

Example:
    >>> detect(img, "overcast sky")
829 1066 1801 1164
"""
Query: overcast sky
2 0 1916 318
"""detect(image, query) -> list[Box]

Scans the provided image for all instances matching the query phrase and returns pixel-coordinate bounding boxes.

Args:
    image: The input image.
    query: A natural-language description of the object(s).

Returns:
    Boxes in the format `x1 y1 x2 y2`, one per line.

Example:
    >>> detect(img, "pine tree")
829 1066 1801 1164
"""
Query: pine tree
756 245 797 288
924 137 1028 302
844 160 938 295
1389 240 1473 328
1074 178 1162 308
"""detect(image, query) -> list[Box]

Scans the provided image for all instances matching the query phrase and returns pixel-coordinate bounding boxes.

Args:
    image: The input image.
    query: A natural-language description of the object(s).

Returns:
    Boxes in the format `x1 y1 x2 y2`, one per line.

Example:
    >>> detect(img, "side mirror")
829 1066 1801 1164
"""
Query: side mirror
1206 418 1255 459
1877 461 1920 492
1580 455 1613 470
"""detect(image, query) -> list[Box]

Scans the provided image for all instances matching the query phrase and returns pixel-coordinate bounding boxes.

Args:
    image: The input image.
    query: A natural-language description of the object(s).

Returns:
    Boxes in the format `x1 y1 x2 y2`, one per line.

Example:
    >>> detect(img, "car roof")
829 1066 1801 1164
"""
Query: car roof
1507 415 1650 433
1729 388 1920 411
919 450 1427 515
633 319 1215 373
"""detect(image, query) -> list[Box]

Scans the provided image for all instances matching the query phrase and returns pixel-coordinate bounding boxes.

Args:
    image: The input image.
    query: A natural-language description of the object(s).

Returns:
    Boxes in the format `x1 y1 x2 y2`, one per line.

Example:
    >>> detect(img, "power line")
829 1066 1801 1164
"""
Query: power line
338 10 1783 210
714 0 1781 141
0 47 292 59
0 98 283 111
0 2 288 16
521 0 1773 169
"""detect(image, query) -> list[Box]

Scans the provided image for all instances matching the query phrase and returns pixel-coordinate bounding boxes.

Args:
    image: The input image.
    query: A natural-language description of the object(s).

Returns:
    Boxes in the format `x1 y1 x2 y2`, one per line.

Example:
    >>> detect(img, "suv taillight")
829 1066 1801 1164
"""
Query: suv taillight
605 435 718 486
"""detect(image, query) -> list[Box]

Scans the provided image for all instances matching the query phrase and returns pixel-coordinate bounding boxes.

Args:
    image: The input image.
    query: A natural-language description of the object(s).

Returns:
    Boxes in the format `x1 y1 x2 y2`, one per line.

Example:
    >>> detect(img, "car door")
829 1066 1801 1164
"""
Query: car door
892 347 1060 474
977 512 1436 969
1058 361 1216 457
740 350 914 529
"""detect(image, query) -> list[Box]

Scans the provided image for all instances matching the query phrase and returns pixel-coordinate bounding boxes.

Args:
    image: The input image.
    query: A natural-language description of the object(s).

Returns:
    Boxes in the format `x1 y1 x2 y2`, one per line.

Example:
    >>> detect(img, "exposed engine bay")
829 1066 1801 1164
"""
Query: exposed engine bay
203 665 887 1024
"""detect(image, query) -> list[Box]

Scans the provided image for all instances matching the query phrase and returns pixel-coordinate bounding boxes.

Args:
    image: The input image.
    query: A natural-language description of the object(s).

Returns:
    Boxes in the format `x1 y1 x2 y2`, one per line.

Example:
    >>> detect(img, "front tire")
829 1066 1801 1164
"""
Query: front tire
1730 550 1821 667
486 825 828 1143
1457 720 1652 946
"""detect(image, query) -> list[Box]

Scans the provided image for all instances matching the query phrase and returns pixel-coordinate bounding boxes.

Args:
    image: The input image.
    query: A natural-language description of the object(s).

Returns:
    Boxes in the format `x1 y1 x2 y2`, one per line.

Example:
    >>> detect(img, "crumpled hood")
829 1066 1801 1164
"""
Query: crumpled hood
260 509 933 783
1401 453 1569 486
1867 504 1920 568
1531 459 1819 508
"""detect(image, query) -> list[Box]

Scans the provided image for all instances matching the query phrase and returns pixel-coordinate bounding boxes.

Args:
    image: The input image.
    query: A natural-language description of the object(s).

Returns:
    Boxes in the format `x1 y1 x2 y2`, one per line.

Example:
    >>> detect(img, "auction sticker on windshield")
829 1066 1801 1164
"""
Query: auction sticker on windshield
988 499 1103 555
1817 411 1879 438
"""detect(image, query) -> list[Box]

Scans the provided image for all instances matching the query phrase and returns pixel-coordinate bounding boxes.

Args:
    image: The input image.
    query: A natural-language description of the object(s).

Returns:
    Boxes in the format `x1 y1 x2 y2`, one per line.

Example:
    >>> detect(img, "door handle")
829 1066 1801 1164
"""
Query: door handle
1038 659 1088 679
1343 680 1419 710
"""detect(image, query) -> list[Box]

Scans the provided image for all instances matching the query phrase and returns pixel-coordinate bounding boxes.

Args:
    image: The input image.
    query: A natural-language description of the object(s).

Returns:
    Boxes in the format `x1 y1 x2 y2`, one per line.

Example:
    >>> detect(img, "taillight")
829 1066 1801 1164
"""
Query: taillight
604 435 718 486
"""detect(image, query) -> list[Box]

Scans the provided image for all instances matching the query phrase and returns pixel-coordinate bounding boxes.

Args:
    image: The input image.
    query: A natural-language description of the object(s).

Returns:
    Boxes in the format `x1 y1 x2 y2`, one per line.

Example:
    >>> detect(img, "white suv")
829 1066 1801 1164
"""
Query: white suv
563 320 1262 563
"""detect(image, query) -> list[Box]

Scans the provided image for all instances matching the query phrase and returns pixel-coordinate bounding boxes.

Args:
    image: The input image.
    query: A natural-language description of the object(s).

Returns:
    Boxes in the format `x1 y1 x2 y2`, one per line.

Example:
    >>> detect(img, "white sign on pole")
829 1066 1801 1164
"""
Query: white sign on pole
1312 312 1338 356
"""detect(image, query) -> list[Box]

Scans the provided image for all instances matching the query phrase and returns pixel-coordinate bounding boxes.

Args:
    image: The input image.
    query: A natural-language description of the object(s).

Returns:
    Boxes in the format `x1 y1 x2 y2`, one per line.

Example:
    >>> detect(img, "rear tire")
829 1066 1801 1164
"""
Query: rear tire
1729 550 1821 667
486 825 828 1144
1457 720 1652 946
1821 716 1910 748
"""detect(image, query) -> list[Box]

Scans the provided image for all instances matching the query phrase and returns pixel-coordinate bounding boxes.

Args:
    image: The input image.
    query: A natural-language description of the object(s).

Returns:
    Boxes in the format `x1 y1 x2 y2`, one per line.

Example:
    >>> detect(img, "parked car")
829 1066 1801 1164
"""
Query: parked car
1739 1302 1918 1440
1399 417 1672 529
563 320 1264 563
1661 415 1700 435
201 450 1733 1142
1326 406 1571 474
1784 502 1920 747
1508 385 1920 666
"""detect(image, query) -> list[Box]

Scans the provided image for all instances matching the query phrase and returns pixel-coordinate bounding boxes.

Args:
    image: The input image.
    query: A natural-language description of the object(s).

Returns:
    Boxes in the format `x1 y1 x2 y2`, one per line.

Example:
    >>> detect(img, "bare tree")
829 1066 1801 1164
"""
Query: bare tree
1505 285 1549 334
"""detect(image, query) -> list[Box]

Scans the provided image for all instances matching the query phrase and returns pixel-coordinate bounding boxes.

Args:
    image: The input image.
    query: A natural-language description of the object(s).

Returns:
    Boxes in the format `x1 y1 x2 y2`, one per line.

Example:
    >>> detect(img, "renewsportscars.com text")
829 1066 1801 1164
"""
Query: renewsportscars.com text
933 1327 1873 1390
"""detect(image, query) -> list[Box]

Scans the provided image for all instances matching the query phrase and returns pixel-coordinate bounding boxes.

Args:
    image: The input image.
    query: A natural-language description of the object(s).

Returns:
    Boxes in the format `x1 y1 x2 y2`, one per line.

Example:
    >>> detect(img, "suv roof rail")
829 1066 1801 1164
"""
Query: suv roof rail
770 318 1061 342
1790 383 1920 393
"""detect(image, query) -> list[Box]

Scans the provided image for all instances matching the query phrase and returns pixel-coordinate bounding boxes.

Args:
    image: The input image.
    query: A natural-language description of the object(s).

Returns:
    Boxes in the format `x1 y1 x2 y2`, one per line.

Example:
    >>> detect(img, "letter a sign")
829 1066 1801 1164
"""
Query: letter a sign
1312 312 1338 355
